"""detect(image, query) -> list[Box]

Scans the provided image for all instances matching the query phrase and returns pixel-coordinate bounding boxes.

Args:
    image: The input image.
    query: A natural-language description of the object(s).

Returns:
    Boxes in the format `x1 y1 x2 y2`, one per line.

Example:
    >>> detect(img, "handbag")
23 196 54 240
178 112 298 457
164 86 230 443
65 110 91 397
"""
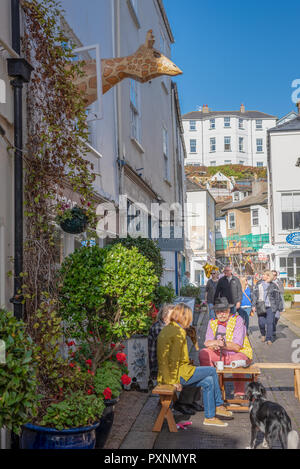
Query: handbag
256 283 268 317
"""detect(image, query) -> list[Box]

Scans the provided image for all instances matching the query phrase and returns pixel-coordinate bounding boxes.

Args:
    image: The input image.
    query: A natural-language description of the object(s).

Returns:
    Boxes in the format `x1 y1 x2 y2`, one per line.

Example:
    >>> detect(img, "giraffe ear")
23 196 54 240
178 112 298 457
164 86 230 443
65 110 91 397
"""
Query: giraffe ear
145 30 155 49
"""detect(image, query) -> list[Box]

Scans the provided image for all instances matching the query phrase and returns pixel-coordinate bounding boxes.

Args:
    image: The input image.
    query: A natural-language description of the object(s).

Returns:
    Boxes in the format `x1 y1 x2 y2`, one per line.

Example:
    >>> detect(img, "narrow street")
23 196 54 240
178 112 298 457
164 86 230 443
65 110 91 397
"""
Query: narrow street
105 312 300 450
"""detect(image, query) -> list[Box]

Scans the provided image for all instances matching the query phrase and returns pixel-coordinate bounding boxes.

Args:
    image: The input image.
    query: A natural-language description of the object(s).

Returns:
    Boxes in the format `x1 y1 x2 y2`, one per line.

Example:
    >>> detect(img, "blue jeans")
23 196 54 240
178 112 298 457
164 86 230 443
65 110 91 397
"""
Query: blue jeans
258 307 275 342
180 366 224 419
208 303 215 320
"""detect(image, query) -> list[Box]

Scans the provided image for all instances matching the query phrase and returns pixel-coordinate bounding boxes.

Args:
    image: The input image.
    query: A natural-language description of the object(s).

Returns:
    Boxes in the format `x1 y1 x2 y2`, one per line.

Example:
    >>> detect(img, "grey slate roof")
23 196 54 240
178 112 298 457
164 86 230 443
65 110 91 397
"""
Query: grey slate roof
268 116 300 133
182 110 277 120
186 179 205 192
221 181 268 212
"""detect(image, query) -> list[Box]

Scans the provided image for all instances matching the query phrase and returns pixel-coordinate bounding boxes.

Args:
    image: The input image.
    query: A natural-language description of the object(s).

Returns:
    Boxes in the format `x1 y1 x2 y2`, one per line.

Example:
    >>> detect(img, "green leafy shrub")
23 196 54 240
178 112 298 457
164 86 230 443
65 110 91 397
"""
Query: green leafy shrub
0 310 38 434
180 285 202 303
59 244 158 370
284 293 294 302
154 282 176 306
94 362 123 399
109 236 164 280
40 392 104 430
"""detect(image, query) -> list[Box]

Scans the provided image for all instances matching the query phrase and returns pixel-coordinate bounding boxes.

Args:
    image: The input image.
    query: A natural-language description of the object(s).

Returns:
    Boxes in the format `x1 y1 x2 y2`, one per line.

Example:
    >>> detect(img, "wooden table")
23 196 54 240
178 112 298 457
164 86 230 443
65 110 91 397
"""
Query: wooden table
254 363 300 402
217 366 261 411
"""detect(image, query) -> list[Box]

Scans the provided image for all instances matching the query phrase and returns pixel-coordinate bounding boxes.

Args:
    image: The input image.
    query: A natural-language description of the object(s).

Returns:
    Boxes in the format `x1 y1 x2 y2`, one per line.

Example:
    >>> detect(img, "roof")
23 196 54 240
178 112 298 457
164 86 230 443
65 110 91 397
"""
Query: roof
182 110 277 120
215 201 231 218
268 116 300 133
186 178 205 192
221 182 268 212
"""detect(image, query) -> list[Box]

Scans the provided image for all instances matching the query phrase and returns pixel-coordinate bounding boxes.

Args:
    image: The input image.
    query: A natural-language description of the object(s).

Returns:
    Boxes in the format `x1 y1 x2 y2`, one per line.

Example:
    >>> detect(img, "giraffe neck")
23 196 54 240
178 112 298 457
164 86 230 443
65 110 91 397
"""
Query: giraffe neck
101 56 131 94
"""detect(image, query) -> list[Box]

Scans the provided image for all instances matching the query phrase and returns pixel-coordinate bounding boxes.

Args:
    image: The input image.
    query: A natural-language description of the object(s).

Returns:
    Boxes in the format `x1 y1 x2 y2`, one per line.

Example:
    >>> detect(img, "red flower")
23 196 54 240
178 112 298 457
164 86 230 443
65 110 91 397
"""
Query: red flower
103 387 112 400
87 389 93 395
121 374 131 386
88 331 93 335
120 345 125 350
67 341 75 347
86 359 92 367
69 363 75 368
110 343 116 349
116 352 127 364
87 369 95 376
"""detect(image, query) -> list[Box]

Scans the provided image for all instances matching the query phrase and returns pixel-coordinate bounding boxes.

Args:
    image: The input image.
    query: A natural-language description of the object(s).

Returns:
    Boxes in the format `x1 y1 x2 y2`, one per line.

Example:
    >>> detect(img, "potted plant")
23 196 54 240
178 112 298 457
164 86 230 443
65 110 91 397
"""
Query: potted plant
19 307 105 449
56 204 90 234
284 292 294 309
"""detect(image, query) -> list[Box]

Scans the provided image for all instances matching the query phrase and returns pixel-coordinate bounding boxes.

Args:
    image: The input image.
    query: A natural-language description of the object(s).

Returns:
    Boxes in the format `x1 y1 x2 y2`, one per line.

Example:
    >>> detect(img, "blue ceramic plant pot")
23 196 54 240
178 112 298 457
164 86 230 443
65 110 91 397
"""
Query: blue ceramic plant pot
20 422 100 449
95 398 118 449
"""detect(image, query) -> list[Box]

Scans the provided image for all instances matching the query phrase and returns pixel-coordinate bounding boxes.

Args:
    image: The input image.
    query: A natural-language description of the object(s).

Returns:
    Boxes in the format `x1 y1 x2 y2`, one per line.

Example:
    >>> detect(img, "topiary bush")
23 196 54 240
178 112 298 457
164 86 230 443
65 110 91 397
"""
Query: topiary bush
59 244 158 371
109 236 164 280
0 310 38 434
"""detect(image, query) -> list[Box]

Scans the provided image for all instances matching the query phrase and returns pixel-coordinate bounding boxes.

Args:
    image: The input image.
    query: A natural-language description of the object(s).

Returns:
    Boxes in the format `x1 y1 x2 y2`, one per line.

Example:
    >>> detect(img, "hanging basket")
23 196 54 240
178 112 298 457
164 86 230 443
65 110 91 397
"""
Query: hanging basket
59 207 89 235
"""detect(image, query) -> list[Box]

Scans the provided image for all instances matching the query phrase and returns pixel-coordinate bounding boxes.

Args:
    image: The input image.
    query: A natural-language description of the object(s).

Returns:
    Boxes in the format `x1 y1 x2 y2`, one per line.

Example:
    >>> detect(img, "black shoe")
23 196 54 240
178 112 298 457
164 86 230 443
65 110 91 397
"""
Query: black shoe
173 403 196 415
190 402 204 412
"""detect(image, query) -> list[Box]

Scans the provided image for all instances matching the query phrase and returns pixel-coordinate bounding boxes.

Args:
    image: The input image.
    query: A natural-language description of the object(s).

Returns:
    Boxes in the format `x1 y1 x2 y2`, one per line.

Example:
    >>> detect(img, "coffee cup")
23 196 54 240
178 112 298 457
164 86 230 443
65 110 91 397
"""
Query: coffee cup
216 361 224 371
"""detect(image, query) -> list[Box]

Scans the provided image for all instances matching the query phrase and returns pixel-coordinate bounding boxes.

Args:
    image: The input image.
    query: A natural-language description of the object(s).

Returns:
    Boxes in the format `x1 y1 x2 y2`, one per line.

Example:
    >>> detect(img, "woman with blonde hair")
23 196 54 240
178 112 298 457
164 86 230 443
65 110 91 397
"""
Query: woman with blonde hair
252 270 283 345
157 303 233 428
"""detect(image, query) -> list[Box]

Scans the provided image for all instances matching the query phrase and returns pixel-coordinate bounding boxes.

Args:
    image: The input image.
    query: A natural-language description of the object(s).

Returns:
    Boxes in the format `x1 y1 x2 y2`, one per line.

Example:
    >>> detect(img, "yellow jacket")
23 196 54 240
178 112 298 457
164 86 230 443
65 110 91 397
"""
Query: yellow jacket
157 322 195 385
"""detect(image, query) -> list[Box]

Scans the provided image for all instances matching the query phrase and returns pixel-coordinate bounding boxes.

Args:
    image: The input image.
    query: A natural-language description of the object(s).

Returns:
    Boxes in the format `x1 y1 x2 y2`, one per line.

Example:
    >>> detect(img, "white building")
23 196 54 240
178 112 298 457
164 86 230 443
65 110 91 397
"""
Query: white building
185 180 216 286
268 109 300 289
61 0 186 293
182 104 277 168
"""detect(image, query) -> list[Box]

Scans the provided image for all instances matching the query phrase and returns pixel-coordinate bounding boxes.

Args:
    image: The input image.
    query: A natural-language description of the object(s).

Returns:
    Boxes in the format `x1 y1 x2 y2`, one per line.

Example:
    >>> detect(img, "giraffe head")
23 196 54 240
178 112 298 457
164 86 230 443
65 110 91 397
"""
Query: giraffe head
125 30 183 83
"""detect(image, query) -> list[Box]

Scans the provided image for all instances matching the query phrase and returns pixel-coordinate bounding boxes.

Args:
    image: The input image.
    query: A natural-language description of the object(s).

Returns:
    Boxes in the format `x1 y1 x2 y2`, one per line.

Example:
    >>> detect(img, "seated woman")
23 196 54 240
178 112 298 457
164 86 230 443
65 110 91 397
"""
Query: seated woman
157 303 233 428
199 297 253 399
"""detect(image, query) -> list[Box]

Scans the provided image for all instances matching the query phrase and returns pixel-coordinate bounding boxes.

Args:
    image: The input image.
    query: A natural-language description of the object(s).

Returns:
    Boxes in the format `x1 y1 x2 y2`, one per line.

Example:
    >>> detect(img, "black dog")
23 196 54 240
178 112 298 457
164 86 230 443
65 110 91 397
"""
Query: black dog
246 382 299 449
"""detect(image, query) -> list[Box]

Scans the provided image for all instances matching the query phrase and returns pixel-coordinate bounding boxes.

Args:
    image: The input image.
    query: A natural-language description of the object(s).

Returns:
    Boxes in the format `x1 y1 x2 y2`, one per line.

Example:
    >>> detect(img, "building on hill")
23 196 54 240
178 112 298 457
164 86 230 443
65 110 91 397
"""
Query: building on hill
182 104 277 168
215 180 270 274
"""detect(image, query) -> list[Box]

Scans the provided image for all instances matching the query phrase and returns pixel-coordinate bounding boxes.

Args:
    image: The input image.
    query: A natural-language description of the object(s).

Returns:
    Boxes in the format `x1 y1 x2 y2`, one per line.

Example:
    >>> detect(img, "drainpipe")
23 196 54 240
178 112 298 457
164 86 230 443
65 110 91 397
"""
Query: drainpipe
8 0 33 319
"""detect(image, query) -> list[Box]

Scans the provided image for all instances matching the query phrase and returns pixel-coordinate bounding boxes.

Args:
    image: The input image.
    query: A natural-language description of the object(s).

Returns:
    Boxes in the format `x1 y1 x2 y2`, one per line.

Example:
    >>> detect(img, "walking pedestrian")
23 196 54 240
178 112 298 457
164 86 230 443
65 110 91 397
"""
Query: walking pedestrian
205 270 219 320
214 265 243 316
157 303 233 427
272 270 285 335
251 270 283 345
182 271 191 287
240 277 253 331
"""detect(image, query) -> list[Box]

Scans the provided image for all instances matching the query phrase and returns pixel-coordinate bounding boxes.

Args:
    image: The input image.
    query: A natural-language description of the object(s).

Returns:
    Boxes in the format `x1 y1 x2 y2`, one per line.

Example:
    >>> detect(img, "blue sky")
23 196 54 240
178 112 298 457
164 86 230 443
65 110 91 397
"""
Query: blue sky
164 0 300 118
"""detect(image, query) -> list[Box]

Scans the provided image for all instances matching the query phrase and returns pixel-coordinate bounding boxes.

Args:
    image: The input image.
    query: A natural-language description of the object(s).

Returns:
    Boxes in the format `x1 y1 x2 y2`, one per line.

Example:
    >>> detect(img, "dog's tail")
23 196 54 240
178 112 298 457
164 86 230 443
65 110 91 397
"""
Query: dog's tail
287 430 299 449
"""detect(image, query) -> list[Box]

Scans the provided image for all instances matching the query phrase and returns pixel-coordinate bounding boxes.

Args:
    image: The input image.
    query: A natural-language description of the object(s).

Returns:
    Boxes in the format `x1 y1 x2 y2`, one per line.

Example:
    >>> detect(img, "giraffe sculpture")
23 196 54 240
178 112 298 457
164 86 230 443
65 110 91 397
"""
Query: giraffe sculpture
74 30 182 106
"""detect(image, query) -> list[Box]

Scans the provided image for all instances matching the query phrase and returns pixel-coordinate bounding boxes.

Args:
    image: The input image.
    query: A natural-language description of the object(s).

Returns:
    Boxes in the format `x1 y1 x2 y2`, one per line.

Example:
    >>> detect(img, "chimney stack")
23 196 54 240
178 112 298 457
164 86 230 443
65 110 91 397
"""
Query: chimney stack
203 104 209 113
240 103 245 113
297 101 300 115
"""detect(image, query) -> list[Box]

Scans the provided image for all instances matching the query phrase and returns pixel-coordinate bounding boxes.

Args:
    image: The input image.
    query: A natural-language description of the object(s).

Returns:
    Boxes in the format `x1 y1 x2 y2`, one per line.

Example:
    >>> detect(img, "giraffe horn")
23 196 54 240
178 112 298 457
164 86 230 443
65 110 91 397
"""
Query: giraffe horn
145 29 155 49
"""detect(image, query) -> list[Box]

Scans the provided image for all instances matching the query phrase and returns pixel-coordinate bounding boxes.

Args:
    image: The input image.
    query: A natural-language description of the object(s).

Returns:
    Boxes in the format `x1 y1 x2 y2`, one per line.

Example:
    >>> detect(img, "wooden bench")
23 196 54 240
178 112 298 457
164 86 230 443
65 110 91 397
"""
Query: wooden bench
152 384 178 433
217 366 261 411
254 363 300 402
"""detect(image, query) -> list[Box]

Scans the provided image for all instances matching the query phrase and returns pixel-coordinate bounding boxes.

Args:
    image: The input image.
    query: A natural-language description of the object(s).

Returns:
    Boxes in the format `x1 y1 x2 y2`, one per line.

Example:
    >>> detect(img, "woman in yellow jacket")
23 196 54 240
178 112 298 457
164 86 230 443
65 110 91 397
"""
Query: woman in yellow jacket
157 303 233 427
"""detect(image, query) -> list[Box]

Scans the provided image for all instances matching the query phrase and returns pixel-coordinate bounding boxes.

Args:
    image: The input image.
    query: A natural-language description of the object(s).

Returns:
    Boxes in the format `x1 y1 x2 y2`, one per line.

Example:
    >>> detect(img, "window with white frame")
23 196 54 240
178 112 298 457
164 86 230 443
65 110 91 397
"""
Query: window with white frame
224 160 232 164
251 208 259 226
256 138 263 152
190 139 197 153
163 127 170 181
224 137 231 151
234 192 240 202
239 160 244 165
210 137 216 152
281 192 300 231
224 117 231 128
228 212 236 229
256 119 263 130
210 161 216 166
239 118 244 129
239 137 244 152
210 118 215 129
279 256 300 288
189 120 196 131
257 161 264 167
130 79 141 142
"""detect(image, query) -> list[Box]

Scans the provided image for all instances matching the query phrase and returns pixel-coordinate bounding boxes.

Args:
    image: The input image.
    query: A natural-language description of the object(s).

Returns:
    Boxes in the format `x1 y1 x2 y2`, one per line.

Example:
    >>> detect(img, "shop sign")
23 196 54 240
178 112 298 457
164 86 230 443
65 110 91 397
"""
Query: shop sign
286 232 300 246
